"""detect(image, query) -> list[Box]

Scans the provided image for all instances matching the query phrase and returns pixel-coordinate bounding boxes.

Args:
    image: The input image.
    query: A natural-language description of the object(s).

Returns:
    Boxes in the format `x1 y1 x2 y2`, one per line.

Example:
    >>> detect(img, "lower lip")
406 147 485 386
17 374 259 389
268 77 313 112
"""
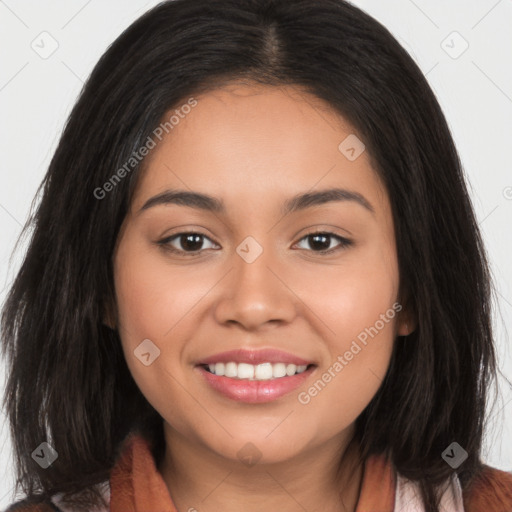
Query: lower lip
196 365 316 403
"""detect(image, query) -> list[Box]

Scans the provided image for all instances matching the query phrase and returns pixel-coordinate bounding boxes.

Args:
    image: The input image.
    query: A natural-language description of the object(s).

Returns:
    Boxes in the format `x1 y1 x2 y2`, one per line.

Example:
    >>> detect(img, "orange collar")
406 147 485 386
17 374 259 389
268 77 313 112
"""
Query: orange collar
109 433 395 512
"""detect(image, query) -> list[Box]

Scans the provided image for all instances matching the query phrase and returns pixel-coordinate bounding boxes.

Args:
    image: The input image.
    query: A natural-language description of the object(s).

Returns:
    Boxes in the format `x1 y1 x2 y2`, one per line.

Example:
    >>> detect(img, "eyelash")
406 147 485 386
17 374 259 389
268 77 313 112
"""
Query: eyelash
156 230 353 257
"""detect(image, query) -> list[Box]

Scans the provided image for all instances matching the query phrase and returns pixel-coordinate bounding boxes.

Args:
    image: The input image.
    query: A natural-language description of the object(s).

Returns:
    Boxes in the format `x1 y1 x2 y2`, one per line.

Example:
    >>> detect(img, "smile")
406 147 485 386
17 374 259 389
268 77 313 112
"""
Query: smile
204 362 310 380
196 363 317 403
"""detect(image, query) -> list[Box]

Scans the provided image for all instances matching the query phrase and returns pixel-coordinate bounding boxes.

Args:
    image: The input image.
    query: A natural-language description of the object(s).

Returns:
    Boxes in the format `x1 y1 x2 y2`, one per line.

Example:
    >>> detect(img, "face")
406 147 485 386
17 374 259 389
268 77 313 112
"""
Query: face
111 82 409 465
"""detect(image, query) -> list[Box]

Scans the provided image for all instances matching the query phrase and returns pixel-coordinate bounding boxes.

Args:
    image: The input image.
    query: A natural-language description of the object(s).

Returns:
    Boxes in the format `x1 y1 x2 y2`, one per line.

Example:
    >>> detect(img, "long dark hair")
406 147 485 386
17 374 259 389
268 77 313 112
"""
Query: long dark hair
1 1 501 510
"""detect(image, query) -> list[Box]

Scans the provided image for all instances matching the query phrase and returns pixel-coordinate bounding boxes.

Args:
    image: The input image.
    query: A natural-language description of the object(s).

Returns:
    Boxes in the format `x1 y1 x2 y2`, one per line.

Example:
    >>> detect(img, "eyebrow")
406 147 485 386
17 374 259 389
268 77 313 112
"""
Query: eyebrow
138 187 375 216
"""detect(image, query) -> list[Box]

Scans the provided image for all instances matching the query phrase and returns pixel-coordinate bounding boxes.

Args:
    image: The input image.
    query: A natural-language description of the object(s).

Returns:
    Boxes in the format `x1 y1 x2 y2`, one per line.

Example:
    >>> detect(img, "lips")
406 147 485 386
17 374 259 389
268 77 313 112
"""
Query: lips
196 364 316 403
197 348 313 366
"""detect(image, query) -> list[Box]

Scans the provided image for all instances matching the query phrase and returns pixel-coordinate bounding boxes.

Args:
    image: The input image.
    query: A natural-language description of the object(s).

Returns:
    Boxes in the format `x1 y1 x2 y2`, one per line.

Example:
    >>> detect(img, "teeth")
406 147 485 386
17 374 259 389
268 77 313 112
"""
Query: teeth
272 362 287 378
286 363 297 376
206 362 309 380
225 362 237 378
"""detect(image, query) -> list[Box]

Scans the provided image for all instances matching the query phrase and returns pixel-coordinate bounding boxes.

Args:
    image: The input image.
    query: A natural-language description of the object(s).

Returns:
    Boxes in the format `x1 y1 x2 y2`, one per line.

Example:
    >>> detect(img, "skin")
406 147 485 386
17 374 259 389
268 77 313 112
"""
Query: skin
110 82 415 512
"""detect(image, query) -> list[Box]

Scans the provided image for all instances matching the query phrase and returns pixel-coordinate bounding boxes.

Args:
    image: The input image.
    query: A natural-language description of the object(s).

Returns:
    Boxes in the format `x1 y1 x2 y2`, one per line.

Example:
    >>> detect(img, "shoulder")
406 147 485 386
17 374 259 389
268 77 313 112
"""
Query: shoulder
462 464 512 512
3 496 60 512
3 480 110 512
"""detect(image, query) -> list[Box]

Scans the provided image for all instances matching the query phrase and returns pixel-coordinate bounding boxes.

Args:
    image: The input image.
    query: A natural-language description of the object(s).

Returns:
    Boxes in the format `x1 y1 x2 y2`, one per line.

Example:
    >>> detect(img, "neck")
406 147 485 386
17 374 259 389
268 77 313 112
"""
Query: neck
157 424 364 512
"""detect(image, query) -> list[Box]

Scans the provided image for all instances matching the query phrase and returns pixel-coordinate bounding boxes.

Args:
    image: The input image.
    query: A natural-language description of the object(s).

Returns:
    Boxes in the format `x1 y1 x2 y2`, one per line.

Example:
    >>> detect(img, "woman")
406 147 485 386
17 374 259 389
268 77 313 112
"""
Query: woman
2 1 511 511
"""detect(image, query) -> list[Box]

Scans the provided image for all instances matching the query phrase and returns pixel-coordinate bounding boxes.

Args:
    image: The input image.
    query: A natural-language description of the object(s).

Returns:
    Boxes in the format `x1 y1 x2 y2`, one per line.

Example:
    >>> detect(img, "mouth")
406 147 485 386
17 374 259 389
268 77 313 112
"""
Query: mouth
194 349 317 403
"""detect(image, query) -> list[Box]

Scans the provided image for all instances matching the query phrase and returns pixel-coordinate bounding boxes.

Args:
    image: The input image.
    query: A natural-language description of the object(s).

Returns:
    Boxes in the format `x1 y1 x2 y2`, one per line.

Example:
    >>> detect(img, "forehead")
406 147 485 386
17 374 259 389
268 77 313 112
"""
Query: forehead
131 82 389 216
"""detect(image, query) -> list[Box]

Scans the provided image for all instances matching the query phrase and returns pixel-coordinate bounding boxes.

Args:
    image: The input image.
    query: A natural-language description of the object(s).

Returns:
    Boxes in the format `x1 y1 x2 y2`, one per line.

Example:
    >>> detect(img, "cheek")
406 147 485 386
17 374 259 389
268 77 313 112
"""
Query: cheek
114 240 212 342
294 240 399 341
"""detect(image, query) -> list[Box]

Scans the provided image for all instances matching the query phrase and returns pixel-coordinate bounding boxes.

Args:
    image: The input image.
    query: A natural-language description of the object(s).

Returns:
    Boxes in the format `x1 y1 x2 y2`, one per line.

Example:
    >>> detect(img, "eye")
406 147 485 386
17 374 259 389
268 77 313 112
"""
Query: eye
294 231 353 254
157 232 219 255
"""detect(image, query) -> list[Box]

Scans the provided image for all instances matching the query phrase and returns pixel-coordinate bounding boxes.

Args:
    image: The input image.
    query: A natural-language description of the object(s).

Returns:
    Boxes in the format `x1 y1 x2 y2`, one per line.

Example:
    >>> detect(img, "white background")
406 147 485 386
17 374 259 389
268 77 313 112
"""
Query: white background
1 0 511 507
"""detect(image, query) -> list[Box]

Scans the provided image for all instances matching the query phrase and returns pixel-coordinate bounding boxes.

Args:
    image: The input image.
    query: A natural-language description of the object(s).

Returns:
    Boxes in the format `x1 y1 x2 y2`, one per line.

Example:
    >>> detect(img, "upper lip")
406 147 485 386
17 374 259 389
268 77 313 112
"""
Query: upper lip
197 348 314 366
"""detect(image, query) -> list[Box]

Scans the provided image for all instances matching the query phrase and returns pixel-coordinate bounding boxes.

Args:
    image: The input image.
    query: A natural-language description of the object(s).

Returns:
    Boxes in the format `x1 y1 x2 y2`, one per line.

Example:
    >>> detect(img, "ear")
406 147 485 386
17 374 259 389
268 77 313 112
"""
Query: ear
396 313 417 337
102 296 117 330
395 289 417 337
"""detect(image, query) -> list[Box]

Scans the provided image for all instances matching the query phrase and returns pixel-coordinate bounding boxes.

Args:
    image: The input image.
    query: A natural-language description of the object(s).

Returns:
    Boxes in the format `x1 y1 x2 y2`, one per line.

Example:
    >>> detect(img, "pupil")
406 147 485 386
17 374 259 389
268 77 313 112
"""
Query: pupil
310 234 329 251
182 234 202 251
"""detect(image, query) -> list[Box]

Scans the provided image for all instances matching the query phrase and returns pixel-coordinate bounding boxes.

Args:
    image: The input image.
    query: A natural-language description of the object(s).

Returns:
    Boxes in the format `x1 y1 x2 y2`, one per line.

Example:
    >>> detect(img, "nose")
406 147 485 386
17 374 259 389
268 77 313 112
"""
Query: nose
213 242 297 331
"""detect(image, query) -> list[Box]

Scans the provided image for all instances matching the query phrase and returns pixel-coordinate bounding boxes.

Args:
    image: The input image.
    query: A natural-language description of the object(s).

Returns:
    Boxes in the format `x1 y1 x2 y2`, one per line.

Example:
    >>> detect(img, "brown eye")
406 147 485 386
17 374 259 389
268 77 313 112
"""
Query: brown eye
295 232 353 254
158 232 219 255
